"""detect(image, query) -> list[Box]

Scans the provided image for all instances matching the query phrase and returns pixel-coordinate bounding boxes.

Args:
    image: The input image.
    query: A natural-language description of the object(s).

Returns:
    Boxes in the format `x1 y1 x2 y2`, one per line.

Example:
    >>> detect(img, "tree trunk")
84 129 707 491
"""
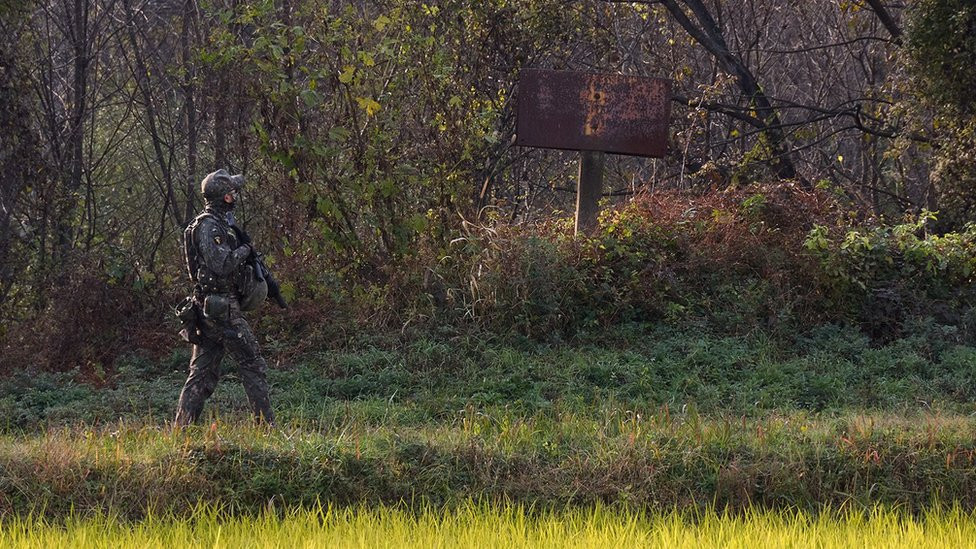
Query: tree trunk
183 0 198 226
864 0 902 43
659 0 801 183
121 0 180 269
58 0 90 257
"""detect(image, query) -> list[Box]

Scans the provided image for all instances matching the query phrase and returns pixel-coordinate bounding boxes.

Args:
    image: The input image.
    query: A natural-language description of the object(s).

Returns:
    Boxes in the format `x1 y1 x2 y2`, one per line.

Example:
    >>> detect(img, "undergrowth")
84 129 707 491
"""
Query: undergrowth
5 185 976 374
1 322 976 516
2 322 975 430
2 186 976 517
4 409 976 517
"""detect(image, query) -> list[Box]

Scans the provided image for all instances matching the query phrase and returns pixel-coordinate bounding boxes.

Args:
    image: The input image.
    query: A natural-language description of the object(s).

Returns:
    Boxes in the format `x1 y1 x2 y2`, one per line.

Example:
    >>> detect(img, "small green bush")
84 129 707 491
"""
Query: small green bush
804 215 976 340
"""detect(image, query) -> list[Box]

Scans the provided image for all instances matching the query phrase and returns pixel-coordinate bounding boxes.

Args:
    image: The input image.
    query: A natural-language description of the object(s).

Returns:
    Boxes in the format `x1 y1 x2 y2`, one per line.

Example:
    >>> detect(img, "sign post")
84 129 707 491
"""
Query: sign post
516 69 672 234
576 151 605 233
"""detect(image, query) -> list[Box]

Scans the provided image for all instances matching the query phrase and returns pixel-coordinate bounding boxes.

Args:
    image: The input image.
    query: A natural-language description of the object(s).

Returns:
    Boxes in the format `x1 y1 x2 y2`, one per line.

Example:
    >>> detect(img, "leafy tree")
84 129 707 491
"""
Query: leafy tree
906 0 976 228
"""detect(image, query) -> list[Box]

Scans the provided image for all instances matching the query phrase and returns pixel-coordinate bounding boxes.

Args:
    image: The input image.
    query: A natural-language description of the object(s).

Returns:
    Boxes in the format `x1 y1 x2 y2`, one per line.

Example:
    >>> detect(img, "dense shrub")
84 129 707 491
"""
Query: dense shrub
907 0 976 115
403 184 838 339
0 257 173 377
804 214 976 341
6 185 976 372
395 185 976 343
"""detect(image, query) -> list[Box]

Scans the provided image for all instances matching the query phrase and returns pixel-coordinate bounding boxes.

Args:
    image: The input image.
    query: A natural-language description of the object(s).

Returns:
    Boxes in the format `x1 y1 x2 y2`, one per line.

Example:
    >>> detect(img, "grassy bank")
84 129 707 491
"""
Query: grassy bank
4 503 976 548
3 323 976 516
4 410 976 516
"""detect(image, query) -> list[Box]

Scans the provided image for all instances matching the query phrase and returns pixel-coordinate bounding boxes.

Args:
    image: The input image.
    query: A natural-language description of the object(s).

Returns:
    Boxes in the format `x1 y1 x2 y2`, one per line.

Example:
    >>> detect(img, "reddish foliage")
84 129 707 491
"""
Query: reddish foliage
1 185 851 373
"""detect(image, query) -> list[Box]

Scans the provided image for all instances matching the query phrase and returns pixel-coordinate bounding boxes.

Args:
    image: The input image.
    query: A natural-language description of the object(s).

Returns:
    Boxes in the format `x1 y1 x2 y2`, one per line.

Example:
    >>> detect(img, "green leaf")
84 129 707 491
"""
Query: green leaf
407 213 427 232
279 282 296 303
373 15 391 32
300 89 320 107
356 96 382 116
316 197 336 217
338 65 356 84
329 127 352 141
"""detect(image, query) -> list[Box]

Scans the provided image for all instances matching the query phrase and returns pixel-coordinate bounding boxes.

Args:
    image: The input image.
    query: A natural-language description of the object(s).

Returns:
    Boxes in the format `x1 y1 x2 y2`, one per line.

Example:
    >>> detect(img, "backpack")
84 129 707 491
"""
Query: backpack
182 212 215 285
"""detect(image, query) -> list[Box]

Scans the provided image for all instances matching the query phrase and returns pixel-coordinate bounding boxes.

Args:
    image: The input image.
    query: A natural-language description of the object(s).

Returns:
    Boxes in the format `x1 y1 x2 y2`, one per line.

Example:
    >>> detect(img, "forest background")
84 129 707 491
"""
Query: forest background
0 0 975 376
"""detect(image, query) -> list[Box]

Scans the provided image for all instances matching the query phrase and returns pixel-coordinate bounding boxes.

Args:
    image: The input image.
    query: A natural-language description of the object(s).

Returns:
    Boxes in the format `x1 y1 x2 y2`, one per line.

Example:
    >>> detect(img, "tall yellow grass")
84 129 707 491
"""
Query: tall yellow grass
2 503 974 548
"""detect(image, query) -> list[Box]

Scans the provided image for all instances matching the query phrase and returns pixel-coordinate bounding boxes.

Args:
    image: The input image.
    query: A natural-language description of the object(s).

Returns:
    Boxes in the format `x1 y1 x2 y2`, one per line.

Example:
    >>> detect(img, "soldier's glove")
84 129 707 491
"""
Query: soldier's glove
236 227 251 245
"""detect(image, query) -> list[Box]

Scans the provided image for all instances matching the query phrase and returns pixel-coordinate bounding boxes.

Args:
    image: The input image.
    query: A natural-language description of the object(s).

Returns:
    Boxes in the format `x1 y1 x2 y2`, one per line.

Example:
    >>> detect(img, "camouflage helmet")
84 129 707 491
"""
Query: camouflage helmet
200 169 245 202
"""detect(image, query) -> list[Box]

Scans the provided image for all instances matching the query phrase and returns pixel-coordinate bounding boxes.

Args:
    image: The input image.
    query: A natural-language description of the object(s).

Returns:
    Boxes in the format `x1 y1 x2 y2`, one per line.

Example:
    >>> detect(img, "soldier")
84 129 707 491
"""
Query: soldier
174 169 275 427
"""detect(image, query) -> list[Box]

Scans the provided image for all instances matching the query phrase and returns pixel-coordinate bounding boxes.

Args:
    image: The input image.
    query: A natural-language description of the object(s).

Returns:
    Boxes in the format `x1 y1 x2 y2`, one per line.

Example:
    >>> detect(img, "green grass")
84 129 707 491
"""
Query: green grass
3 323 976 517
4 410 976 516
4 503 976 548
3 323 976 430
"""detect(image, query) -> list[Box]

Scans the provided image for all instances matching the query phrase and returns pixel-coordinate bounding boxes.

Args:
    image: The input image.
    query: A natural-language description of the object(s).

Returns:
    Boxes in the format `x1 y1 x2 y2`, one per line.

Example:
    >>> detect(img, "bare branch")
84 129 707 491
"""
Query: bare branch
862 0 903 44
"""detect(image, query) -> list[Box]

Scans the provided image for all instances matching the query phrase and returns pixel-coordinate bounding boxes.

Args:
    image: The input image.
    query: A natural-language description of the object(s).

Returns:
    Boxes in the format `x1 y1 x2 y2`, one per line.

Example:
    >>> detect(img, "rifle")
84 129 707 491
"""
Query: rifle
228 216 288 309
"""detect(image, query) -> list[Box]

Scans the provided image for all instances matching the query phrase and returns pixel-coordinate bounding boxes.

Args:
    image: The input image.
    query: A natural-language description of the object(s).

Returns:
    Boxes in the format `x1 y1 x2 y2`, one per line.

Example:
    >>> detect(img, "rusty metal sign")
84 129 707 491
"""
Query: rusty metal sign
516 69 672 158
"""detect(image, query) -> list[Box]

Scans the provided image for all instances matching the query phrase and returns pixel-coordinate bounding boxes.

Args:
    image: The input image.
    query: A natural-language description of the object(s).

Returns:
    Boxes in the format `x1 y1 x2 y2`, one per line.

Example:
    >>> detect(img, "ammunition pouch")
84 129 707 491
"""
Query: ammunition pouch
202 294 230 321
195 269 223 293
175 296 205 345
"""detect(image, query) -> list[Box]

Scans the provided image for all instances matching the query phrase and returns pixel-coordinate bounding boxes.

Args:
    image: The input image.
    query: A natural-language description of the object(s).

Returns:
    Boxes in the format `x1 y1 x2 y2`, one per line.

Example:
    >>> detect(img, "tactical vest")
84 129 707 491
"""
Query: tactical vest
183 212 266 310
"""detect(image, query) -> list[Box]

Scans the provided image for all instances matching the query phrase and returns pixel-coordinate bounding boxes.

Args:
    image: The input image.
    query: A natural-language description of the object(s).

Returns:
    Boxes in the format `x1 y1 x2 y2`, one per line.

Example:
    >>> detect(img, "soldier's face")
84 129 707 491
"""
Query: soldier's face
223 190 238 204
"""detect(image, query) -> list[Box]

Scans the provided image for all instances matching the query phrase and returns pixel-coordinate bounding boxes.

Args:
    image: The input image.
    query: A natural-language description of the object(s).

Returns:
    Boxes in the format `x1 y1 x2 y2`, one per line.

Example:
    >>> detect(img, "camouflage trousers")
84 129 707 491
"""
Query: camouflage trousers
174 295 275 426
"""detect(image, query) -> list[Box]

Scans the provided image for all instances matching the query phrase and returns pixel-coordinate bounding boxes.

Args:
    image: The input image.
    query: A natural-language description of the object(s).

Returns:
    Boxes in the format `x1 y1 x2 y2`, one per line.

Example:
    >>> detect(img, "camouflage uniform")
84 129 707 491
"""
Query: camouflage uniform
174 170 275 426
